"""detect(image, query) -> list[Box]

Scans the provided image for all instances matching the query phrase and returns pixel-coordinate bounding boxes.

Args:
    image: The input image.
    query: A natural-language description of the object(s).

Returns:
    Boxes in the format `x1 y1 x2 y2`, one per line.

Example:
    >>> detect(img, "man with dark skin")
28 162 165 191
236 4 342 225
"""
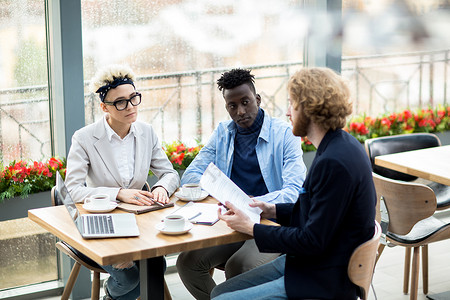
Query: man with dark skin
211 67 377 300
176 68 306 300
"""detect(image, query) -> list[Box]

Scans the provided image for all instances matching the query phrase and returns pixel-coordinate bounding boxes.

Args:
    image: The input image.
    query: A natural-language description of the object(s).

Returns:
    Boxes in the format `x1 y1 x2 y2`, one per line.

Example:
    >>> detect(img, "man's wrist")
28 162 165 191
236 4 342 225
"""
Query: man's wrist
247 222 255 236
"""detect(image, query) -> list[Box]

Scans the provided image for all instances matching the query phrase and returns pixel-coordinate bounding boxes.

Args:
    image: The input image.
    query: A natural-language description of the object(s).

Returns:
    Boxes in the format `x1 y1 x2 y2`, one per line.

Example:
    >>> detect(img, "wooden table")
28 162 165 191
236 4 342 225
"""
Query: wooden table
28 196 275 299
374 145 450 186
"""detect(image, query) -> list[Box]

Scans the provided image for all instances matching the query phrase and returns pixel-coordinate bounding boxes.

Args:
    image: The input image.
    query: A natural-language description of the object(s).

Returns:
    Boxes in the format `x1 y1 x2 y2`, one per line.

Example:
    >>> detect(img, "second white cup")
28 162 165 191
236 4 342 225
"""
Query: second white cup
182 183 202 200
84 194 110 209
164 214 186 231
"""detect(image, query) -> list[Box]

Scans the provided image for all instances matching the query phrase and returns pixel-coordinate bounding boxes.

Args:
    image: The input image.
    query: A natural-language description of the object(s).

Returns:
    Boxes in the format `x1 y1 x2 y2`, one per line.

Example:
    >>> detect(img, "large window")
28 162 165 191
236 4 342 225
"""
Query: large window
0 0 58 292
81 0 305 144
341 1 449 116
0 0 448 295
0 0 50 163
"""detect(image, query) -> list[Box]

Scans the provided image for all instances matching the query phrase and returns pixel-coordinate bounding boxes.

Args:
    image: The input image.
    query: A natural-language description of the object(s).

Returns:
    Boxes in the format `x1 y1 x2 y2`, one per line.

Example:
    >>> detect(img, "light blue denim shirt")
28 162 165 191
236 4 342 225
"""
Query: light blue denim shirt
181 111 306 204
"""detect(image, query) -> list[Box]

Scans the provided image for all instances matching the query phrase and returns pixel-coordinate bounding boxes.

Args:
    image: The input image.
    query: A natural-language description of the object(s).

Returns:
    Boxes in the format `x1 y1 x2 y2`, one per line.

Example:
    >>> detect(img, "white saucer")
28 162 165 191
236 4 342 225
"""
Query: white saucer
82 202 118 213
175 190 209 202
155 221 194 235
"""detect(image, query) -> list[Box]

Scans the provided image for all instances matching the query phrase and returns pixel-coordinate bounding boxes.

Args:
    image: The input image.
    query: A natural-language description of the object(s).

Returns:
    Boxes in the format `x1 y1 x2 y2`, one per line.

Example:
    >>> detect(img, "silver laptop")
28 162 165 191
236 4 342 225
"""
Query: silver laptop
56 172 140 239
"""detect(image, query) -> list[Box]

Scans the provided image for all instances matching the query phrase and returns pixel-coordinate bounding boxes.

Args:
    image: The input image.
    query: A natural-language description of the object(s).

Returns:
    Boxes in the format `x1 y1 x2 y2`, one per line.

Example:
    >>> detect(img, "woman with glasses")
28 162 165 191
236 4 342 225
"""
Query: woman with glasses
65 65 179 300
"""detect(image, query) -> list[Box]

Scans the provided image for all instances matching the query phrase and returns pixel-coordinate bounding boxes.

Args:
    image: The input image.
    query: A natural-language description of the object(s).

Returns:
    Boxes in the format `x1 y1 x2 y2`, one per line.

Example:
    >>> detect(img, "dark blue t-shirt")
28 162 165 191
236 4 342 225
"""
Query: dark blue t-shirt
230 109 269 197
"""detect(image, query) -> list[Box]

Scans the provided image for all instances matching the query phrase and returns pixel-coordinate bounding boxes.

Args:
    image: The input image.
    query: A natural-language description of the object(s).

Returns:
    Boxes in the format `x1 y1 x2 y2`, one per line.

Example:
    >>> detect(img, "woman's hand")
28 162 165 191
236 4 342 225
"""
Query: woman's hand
250 199 276 219
117 187 170 205
151 186 170 204
117 189 155 206
218 201 255 236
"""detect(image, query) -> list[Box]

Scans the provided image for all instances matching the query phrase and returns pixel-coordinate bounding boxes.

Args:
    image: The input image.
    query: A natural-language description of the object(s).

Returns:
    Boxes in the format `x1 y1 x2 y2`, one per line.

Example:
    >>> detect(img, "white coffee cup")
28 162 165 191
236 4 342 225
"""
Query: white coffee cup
84 194 110 209
164 214 186 231
182 183 202 200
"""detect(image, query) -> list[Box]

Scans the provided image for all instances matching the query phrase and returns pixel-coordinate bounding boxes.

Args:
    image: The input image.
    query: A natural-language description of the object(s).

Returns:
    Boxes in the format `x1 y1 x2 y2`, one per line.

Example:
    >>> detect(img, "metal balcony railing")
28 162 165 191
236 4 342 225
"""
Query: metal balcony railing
0 49 448 163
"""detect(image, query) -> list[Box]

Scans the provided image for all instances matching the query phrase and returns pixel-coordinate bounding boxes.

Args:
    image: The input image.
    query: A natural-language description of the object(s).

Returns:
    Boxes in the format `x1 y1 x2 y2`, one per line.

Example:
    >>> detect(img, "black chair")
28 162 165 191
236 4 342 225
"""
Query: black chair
52 184 172 300
365 133 450 210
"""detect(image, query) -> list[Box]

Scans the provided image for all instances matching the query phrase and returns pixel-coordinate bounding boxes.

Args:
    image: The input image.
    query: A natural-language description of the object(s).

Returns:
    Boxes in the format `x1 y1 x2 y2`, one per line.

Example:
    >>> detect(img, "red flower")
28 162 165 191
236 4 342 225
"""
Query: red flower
389 113 397 122
403 109 413 119
171 152 185 165
381 117 391 128
1 157 66 201
176 144 186 153
358 123 369 135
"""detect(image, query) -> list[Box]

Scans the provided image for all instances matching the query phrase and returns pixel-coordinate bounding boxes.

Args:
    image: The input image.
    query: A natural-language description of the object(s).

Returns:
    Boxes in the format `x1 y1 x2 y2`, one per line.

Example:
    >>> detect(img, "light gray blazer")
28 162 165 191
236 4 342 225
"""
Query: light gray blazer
65 118 180 203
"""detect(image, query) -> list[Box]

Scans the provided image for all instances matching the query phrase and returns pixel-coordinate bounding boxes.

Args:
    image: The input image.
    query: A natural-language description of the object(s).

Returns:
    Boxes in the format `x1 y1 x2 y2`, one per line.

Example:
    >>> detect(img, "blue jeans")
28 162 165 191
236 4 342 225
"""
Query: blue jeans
102 263 140 300
211 255 288 300
102 259 166 300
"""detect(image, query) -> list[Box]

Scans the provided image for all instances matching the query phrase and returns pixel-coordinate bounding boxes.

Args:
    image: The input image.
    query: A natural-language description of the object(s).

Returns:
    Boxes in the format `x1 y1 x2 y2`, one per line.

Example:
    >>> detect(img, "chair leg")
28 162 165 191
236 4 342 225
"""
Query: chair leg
92 271 100 300
135 279 170 300
403 247 411 294
410 247 420 300
375 244 385 266
164 279 172 300
422 245 428 295
61 262 82 300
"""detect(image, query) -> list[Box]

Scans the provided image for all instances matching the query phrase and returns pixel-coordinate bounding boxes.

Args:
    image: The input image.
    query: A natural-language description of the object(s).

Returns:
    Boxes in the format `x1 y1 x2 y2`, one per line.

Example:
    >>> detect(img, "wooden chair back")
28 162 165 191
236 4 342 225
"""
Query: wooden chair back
50 186 58 206
348 221 382 300
372 173 436 235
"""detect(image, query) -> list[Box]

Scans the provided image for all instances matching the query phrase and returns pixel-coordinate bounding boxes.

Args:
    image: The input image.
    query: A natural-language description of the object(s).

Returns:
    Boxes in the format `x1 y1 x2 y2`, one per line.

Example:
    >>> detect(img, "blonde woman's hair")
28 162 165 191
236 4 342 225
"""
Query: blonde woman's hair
90 64 136 95
288 67 352 131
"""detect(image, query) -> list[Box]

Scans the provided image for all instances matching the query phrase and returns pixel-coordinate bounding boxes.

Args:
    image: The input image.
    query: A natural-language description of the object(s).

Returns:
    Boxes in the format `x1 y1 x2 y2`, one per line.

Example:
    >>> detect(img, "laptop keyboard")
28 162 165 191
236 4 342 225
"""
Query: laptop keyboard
86 215 115 235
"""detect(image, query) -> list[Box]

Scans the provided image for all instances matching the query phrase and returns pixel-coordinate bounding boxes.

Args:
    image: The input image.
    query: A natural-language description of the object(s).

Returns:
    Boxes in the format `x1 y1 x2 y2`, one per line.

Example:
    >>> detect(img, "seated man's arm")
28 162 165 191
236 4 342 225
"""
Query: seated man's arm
254 159 355 255
254 128 306 204
181 129 219 185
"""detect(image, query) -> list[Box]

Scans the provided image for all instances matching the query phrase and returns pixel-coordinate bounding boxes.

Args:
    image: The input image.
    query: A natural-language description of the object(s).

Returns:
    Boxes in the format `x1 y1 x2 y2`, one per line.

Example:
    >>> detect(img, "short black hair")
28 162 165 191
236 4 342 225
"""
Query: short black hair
217 68 256 94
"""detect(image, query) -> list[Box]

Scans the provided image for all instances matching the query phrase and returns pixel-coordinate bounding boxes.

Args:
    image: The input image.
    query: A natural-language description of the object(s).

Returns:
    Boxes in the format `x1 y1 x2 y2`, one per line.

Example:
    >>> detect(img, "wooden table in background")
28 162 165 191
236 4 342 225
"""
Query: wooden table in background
28 195 276 300
374 145 450 186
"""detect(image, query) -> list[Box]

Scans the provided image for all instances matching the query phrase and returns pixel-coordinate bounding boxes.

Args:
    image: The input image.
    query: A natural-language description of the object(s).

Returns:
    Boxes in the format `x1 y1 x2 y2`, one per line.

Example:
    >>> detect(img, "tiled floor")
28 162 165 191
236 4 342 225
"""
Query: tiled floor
38 268 225 300
38 238 450 300
37 211 450 300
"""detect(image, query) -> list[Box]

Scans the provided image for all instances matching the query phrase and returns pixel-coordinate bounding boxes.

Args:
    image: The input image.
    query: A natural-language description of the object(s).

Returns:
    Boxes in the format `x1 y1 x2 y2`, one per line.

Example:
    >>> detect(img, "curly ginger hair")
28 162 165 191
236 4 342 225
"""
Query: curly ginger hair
288 67 352 131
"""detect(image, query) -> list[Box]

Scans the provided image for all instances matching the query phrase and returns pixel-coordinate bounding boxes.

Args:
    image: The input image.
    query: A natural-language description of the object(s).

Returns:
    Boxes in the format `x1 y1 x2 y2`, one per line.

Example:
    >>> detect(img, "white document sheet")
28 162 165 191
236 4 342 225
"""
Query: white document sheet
200 162 261 224
167 202 225 225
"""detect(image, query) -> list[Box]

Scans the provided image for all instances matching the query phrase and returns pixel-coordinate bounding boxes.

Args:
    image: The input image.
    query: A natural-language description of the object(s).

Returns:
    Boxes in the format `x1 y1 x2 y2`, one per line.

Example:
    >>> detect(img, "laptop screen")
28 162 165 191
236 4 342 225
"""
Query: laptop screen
56 172 80 224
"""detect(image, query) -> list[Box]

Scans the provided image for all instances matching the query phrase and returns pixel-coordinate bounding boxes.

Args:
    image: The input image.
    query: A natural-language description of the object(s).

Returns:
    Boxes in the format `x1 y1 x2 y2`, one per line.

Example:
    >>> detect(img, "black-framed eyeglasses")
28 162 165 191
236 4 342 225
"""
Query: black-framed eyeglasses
103 92 142 111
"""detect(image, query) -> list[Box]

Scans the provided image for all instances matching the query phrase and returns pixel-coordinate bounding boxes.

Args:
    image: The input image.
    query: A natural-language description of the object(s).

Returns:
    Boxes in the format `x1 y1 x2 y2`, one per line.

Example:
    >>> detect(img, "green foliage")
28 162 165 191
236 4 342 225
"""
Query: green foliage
149 141 204 176
0 157 66 203
343 105 450 144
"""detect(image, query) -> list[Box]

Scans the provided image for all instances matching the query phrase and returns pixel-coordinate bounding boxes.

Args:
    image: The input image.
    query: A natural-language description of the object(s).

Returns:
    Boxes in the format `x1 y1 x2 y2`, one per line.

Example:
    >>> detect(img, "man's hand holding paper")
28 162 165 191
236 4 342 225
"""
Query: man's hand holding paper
200 162 262 224
218 201 256 236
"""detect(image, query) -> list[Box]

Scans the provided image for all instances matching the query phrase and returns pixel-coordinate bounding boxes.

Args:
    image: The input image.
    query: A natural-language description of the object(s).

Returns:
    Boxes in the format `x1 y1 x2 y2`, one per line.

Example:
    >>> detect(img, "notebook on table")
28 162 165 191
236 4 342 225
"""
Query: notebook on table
55 172 140 239
117 202 174 214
